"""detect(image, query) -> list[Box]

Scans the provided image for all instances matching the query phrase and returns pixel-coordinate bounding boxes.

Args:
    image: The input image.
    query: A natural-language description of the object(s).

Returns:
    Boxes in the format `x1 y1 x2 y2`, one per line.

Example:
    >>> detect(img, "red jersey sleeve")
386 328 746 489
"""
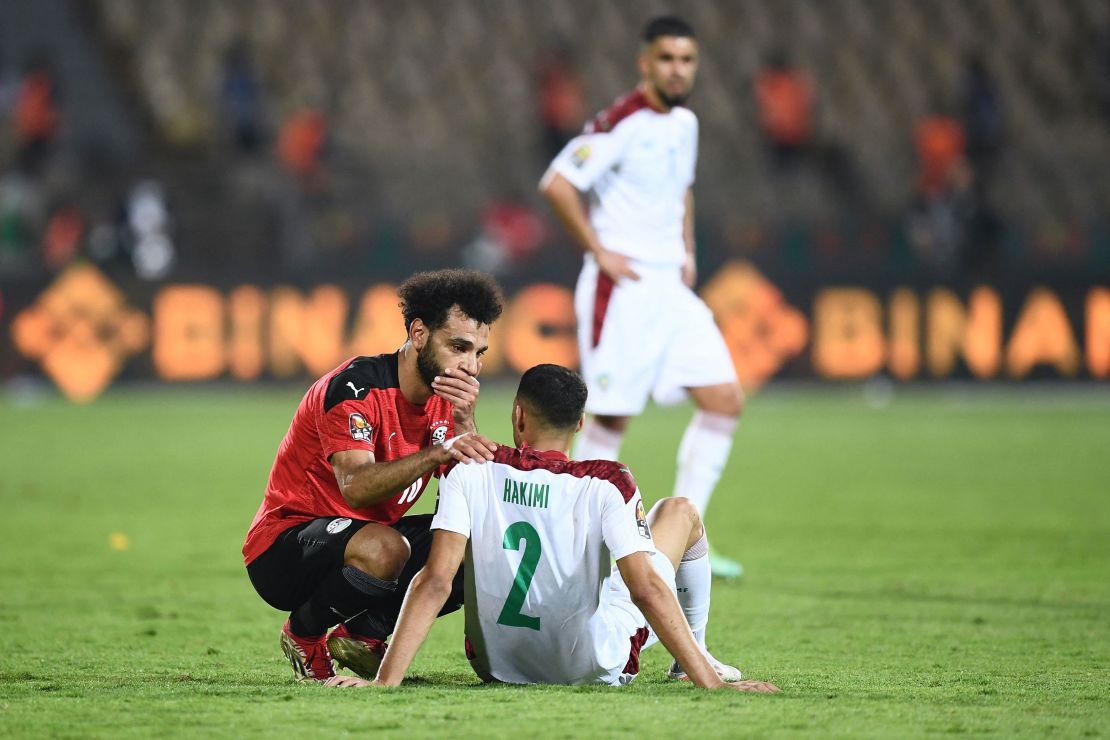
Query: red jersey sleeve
318 397 381 460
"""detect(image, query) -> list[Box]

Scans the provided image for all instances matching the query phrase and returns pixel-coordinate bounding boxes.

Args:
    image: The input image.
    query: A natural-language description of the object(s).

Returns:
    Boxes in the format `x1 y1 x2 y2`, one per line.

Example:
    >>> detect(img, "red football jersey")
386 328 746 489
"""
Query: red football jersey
243 353 455 564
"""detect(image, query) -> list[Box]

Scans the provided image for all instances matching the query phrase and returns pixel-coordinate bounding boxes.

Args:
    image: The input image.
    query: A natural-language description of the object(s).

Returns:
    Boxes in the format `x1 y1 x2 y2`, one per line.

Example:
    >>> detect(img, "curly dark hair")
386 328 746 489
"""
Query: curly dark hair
397 269 504 331
516 364 588 430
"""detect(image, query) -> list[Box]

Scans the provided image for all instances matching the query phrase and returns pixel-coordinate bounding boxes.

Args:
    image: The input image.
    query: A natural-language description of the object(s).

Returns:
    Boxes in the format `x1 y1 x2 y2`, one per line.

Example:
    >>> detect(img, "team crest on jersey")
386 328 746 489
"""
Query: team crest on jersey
348 413 373 442
431 424 449 445
326 517 352 535
635 500 651 540
571 144 592 167
597 373 611 391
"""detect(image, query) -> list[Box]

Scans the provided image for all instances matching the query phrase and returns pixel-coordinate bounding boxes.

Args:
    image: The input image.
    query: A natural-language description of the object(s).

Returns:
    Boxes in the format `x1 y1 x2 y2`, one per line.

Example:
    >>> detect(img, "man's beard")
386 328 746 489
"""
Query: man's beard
654 83 690 108
416 340 442 389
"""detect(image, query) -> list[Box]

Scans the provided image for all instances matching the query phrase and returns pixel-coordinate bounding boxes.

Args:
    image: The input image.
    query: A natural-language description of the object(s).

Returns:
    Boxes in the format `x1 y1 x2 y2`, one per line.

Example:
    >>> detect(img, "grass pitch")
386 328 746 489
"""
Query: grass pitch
0 382 1107 737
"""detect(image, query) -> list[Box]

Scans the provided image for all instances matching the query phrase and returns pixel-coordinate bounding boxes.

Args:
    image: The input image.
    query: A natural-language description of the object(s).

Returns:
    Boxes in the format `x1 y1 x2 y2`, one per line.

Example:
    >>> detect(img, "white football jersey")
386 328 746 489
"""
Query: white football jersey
431 446 656 685
544 88 698 267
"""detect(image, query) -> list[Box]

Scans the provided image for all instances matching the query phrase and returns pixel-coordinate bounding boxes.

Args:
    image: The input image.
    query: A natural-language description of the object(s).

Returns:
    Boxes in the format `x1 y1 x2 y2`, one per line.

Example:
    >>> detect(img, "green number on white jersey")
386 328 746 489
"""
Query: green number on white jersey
497 521 542 631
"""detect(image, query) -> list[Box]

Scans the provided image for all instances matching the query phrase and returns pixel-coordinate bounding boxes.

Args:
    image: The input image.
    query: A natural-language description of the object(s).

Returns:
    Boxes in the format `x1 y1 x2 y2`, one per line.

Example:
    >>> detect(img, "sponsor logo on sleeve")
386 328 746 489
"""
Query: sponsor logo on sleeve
571 144 592 167
348 413 373 442
635 499 651 540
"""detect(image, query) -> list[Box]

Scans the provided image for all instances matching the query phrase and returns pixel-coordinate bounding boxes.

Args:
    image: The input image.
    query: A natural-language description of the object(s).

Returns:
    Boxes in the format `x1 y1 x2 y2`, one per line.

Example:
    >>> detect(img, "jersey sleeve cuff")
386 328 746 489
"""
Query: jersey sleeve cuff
321 441 374 460
430 518 470 538
546 162 592 192
609 541 656 561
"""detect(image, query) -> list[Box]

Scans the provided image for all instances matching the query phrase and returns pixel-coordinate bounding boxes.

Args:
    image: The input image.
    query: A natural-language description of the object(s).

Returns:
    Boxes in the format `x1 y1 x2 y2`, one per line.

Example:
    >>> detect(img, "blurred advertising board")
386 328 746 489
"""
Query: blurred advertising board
2 261 1107 402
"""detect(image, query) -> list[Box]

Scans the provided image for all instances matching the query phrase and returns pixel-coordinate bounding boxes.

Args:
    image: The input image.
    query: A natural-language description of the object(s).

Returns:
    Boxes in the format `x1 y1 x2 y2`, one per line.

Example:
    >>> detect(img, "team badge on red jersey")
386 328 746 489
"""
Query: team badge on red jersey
431 425 448 445
348 413 373 442
635 499 651 540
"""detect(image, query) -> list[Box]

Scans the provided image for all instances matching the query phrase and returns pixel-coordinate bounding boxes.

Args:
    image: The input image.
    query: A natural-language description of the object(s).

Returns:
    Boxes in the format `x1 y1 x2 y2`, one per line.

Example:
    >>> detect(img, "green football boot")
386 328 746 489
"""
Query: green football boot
709 545 743 580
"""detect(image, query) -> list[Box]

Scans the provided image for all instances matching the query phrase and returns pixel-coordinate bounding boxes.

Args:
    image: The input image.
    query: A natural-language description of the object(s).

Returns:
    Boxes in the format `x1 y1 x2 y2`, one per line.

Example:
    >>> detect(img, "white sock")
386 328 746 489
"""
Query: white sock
673 411 738 515
573 417 624 461
675 532 711 649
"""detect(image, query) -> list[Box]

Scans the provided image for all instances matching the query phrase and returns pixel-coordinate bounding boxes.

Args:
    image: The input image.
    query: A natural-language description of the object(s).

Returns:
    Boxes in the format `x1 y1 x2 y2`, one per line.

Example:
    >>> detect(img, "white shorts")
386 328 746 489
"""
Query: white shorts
575 256 738 416
592 550 675 686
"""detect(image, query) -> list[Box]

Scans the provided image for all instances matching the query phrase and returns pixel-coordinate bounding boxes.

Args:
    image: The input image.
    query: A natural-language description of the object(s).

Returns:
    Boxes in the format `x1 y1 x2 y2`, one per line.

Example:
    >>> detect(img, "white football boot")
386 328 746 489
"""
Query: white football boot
667 650 742 682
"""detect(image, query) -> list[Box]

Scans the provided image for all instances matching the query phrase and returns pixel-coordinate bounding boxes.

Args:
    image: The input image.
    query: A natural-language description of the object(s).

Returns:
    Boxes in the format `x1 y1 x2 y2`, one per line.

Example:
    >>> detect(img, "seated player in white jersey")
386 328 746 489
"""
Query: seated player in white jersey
326 364 778 693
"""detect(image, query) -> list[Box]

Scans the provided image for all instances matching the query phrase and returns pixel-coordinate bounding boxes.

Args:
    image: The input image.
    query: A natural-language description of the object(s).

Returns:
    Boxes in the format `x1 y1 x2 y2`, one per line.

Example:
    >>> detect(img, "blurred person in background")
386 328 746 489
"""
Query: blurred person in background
219 39 266 156
754 48 861 210
13 55 60 177
540 16 745 580
754 49 814 171
907 112 966 272
909 105 1001 278
243 270 503 682
277 107 328 188
960 55 1002 187
536 45 589 162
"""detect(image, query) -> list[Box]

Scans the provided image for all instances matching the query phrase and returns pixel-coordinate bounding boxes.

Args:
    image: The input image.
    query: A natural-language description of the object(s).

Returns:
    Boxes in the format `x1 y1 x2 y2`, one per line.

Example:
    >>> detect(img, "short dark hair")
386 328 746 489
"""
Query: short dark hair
516 364 587 430
642 16 696 44
397 269 504 332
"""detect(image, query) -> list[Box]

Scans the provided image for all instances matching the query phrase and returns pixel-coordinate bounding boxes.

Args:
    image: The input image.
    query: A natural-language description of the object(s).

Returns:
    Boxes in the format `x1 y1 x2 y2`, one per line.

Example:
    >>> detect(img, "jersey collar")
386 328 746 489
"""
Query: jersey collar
520 444 569 463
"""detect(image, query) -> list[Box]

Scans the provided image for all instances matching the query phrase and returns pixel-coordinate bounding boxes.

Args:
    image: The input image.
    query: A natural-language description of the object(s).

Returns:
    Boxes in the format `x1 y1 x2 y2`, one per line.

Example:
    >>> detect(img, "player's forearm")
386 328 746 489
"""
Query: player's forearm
632 580 723 690
338 447 445 508
683 189 696 257
453 415 477 436
541 173 605 257
375 570 454 686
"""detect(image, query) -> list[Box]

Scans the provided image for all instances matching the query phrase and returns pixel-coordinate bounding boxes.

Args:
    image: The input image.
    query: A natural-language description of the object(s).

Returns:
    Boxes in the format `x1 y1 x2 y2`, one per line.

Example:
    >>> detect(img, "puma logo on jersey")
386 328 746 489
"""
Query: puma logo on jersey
347 381 365 397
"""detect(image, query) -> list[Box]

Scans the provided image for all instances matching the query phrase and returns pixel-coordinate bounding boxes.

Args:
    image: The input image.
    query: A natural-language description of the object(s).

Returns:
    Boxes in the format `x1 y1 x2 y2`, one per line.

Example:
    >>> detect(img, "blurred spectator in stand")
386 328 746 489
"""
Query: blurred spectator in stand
126 181 175 281
536 46 588 162
278 107 328 189
907 114 966 272
915 115 965 201
754 49 861 209
960 55 1003 187
13 55 60 177
462 200 548 275
275 108 330 274
907 112 1001 277
220 39 266 156
754 49 814 170
41 203 84 271
0 174 41 271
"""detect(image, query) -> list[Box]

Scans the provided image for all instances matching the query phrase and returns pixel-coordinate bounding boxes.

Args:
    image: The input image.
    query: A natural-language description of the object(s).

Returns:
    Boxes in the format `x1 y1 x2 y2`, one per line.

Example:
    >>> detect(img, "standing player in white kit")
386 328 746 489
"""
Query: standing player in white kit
539 16 745 579
326 365 778 692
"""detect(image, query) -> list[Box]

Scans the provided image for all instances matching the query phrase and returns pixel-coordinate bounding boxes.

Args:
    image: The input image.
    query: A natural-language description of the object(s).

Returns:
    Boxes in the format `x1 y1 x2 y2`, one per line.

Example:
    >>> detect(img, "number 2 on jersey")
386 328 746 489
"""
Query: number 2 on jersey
497 521 542 631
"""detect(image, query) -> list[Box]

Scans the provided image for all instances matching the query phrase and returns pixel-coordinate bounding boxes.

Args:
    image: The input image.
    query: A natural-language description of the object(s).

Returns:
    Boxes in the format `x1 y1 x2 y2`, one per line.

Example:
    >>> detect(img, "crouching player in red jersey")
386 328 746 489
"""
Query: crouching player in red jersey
242 269 503 681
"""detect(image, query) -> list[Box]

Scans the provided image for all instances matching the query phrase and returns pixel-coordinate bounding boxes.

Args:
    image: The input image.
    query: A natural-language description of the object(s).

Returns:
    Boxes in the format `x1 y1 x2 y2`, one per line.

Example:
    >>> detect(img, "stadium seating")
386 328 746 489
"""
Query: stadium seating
80 0 1110 267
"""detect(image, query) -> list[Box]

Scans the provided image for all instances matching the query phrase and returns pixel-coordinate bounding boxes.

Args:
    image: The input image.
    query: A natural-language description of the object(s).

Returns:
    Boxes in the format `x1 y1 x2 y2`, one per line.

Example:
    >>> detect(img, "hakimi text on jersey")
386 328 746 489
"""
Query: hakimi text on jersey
503 478 550 509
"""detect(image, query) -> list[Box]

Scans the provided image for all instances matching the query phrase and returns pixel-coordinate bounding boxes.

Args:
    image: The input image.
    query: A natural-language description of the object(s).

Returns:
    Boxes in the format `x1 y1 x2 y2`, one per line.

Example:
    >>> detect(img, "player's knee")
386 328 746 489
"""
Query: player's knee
672 496 702 529
697 384 744 418
345 527 411 581
653 496 701 529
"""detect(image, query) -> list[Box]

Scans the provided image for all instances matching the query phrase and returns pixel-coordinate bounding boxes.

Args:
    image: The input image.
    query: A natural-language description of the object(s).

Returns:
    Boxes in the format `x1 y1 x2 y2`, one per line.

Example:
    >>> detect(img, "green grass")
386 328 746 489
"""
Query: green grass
0 382 1108 737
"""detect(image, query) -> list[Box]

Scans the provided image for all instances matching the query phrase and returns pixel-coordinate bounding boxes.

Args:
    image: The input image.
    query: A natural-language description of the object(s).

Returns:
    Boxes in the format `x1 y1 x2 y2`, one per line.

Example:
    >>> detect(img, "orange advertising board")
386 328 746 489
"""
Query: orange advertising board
4 262 1108 402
